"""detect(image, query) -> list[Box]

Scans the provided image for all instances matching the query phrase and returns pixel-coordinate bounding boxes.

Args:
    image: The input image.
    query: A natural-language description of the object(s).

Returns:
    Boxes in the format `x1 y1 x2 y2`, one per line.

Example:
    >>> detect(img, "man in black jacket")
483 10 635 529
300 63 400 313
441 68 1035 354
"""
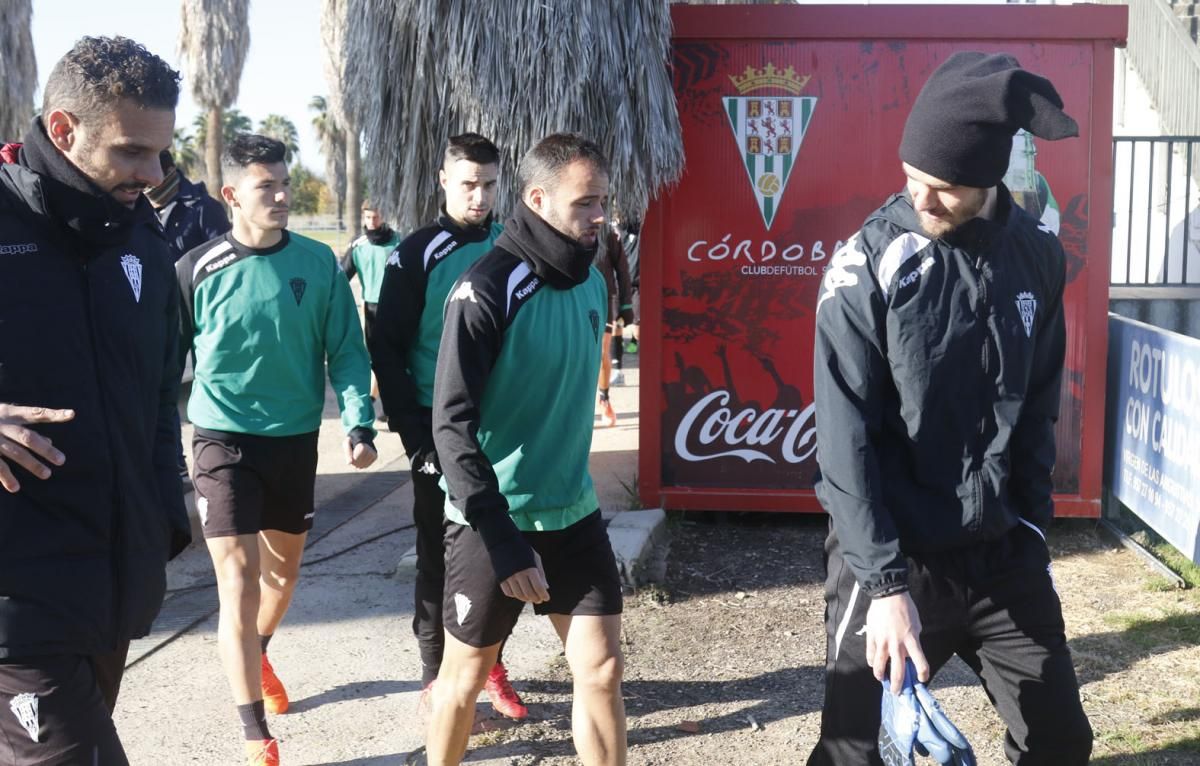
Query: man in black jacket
0 36 186 764
809 53 1092 765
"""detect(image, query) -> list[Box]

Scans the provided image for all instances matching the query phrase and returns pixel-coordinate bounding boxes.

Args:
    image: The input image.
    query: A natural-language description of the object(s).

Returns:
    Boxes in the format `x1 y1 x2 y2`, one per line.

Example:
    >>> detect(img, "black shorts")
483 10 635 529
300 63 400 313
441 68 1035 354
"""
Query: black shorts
0 655 128 765
363 301 378 349
192 428 320 538
443 509 623 648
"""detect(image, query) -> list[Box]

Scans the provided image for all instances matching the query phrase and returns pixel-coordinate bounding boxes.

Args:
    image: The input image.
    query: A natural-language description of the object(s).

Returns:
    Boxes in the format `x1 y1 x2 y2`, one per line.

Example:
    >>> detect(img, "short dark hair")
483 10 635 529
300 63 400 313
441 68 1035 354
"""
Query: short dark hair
444 132 500 167
517 133 609 196
222 133 287 182
42 36 180 123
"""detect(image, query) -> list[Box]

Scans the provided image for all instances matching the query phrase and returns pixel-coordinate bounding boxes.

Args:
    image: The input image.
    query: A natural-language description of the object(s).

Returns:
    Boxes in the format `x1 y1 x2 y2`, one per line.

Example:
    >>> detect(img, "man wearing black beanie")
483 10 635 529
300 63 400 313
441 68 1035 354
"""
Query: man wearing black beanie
809 52 1093 764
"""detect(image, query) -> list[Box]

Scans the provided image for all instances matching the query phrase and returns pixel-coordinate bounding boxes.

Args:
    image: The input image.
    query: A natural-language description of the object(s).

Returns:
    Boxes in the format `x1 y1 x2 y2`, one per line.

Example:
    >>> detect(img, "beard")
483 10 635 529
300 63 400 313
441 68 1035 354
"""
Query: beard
915 188 989 238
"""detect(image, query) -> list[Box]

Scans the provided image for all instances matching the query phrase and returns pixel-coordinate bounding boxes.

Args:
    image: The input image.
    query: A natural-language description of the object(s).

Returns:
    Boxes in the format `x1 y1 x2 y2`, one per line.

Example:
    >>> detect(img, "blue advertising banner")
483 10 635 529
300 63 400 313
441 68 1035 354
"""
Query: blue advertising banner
1106 314 1200 564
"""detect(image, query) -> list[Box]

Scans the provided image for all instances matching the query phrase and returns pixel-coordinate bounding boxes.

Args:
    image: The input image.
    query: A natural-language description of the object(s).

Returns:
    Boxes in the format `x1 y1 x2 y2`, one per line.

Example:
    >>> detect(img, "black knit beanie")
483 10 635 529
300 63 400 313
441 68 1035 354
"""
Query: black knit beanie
899 51 1079 188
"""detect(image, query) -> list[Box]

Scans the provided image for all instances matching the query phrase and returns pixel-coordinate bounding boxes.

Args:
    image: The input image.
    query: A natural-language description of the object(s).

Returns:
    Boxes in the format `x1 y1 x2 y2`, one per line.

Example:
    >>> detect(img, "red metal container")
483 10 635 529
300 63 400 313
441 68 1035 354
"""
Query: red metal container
638 4 1128 516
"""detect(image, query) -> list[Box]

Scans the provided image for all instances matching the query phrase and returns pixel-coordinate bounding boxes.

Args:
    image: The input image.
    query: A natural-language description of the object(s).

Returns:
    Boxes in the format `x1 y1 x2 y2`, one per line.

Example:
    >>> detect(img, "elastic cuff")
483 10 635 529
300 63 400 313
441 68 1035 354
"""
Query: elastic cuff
348 426 376 450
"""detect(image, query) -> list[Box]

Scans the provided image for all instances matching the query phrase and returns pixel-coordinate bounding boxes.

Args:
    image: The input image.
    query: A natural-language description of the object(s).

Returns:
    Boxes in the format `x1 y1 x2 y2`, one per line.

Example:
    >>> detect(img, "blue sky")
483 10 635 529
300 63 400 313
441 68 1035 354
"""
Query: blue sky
32 0 328 171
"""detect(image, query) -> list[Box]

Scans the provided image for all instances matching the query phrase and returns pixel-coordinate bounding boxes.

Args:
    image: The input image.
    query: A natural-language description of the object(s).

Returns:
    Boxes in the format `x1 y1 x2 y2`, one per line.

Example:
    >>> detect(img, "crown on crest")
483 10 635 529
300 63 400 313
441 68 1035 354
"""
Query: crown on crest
729 63 811 95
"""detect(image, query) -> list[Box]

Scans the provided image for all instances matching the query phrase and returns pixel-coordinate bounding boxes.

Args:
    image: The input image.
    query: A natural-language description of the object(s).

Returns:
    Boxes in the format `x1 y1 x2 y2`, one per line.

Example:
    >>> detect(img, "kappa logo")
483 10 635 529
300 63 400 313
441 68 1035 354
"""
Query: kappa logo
897 256 935 290
386 250 401 268
120 253 143 303
9 692 38 742
589 309 600 342
817 236 867 310
514 278 540 301
0 242 38 256
196 496 209 526
450 281 477 303
290 277 307 306
1015 291 1037 337
205 252 238 273
722 63 818 229
454 592 472 625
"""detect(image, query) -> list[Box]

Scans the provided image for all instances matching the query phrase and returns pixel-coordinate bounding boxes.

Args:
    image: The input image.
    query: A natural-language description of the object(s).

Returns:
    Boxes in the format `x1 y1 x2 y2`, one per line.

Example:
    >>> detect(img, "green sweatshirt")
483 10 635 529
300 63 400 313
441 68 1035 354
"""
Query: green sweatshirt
177 230 375 437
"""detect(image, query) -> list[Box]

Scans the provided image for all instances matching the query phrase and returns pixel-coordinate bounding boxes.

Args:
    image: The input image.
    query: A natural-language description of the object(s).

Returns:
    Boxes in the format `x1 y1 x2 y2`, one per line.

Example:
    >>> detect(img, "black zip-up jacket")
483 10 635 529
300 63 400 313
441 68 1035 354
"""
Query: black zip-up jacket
813 186 1066 598
0 122 188 659
156 173 230 261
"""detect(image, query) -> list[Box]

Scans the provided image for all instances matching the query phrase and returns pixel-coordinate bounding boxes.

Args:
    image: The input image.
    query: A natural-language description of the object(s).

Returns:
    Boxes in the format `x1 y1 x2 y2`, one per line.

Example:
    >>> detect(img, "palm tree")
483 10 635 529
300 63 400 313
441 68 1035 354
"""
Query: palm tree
0 0 36 142
178 0 251 193
342 0 683 233
193 108 253 163
258 114 300 164
320 0 362 227
172 128 201 178
310 95 347 227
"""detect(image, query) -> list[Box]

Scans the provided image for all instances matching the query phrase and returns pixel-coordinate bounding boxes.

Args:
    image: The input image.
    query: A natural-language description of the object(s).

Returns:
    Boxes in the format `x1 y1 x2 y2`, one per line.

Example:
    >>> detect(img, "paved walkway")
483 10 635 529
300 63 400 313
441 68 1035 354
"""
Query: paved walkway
116 356 650 764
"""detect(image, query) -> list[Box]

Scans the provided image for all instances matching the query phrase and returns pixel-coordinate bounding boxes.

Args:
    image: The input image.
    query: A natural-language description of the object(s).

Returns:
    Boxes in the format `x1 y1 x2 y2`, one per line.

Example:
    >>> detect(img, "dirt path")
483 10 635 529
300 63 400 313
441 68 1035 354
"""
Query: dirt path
461 514 1200 765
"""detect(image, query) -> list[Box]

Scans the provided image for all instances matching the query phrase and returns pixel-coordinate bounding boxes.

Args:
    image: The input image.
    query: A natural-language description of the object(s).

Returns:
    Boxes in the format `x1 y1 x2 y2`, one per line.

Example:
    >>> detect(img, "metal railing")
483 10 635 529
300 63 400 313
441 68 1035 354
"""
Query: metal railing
1111 136 1200 293
1100 0 1200 138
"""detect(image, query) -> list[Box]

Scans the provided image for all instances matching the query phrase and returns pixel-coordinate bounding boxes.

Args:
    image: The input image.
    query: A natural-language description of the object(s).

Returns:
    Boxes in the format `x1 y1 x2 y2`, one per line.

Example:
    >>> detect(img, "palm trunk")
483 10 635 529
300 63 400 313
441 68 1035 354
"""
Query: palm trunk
345 125 362 232
205 106 224 196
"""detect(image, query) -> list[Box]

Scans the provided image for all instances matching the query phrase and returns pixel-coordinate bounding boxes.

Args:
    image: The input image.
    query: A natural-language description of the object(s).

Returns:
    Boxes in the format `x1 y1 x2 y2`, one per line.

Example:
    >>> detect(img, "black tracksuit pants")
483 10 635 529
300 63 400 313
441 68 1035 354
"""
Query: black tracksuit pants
411 469 449 686
807 521 1093 765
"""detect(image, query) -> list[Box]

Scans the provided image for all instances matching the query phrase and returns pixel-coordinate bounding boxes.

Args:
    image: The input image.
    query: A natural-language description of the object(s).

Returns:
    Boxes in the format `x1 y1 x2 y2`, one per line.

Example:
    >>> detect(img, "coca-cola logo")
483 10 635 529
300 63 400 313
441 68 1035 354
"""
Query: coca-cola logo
674 390 817 464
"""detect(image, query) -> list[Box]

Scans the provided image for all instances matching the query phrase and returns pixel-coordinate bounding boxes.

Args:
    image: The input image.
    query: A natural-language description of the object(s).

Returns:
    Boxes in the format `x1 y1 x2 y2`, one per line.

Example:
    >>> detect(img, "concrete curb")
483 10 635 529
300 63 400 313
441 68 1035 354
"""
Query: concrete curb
607 508 667 587
395 508 667 588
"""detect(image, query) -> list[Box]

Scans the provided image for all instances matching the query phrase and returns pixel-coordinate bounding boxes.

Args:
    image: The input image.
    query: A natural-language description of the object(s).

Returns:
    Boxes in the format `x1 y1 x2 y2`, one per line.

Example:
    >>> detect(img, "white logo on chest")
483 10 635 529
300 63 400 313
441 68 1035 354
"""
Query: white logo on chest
1015 291 1037 338
450 282 478 303
120 253 143 303
9 692 38 742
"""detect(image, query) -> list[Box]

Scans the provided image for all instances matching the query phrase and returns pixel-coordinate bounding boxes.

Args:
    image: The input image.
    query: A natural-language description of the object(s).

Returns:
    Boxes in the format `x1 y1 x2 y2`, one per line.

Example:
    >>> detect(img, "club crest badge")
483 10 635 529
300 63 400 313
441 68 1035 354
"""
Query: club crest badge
1016 291 1037 338
9 692 38 742
290 277 307 306
722 63 817 230
121 253 143 303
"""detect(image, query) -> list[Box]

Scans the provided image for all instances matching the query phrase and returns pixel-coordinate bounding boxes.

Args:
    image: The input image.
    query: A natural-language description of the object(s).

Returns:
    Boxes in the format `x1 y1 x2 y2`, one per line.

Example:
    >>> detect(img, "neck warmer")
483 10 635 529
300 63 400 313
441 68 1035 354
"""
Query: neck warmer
20 117 144 247
145 166 180 209
495 200 595 289
365 224 394 245
436 206 494 241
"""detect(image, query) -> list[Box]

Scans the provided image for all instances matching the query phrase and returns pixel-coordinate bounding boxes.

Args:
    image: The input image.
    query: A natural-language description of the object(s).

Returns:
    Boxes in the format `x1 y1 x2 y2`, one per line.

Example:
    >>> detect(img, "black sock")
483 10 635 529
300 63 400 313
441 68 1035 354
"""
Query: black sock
611 335 624 368
237 700 272 740
599 388 610 402
260 634 273 654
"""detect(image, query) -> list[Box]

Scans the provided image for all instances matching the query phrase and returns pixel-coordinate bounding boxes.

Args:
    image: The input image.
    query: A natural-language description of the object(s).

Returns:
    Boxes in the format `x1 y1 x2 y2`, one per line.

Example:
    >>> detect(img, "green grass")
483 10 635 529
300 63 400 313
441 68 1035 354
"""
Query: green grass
1110 504 1200 588
617 472 642 510
1100 609 1200 651
296 228 352 252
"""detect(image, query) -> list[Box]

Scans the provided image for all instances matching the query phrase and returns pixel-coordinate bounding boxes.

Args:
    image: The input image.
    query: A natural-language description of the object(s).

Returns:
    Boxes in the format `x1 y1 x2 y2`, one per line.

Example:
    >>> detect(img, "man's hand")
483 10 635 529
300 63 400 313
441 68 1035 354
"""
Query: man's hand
866 591 930 694
0 405 74 493
343 438 377 469
500 550 549 604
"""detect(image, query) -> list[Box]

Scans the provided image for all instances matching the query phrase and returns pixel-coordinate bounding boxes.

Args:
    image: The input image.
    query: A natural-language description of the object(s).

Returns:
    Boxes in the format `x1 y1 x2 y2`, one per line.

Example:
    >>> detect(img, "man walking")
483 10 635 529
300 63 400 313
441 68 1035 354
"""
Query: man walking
428 133 625 766
177 134 377 766
0 36 188 764
370 133 526 718
808 52 1093 765
341 201 400 414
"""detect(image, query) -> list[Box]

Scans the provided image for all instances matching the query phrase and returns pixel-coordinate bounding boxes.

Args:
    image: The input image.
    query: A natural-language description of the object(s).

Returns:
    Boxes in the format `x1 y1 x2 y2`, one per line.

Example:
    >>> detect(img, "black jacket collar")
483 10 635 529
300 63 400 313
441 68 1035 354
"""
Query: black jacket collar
495 201 595 289
17 117 152 249
436 207 493 243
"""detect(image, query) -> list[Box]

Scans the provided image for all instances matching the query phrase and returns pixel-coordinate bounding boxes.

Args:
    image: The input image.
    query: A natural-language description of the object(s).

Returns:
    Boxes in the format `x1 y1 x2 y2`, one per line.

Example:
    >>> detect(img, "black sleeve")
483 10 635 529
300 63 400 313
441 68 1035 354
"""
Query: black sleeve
155 257 191 559
813 233 908 597
369 240 430 456
432 270 535 582
175 251 196 372
198 196 231 241
613 237 634 324
1008 238 1067 530
338 243 357 282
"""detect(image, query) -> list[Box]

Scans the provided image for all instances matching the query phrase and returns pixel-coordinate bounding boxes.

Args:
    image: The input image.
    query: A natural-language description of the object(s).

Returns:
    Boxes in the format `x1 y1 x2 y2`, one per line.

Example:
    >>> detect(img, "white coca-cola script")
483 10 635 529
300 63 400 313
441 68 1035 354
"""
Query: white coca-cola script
674 390 817 464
